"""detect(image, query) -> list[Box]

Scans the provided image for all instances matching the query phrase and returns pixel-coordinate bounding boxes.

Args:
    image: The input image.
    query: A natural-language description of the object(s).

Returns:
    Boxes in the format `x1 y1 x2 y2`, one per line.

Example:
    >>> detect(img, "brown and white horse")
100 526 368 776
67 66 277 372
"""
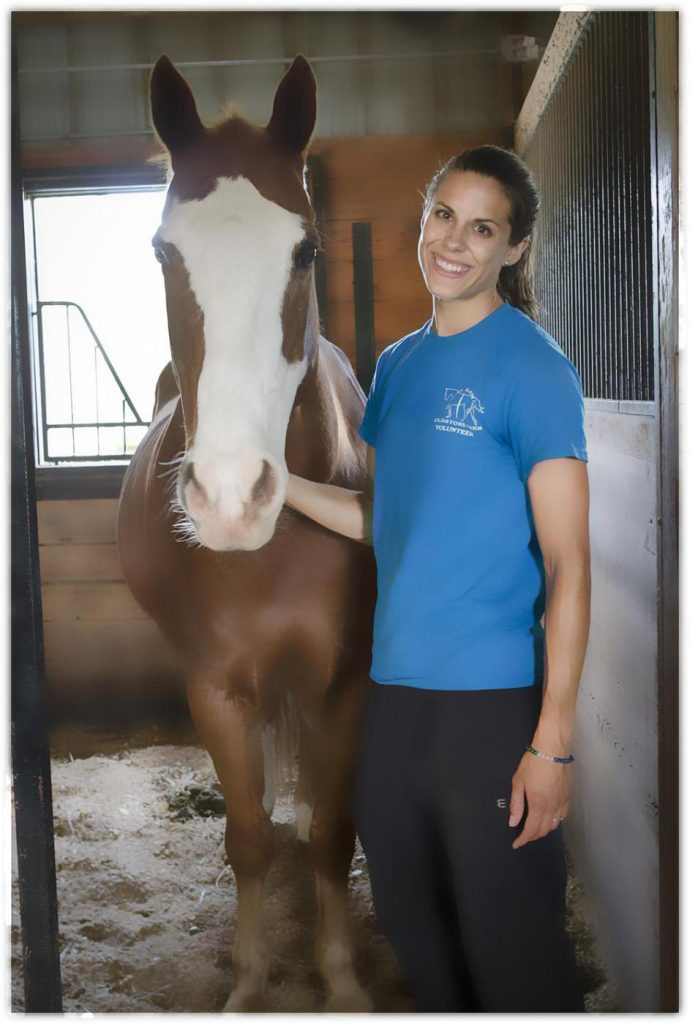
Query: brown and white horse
117 55 376 1011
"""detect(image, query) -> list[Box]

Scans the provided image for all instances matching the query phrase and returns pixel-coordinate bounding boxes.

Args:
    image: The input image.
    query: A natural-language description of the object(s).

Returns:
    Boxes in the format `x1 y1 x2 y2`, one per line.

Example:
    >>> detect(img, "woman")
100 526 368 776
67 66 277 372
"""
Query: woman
286 146 590 1012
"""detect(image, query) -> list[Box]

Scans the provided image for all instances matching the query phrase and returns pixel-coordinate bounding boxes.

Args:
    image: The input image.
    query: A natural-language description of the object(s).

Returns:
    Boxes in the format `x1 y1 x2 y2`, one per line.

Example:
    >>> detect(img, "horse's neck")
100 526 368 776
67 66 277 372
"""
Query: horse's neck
285 334 367 489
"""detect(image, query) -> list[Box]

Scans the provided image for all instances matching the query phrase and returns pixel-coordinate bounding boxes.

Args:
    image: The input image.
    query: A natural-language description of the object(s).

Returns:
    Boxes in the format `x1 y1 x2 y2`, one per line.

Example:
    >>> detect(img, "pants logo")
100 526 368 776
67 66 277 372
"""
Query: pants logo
496 798 507 808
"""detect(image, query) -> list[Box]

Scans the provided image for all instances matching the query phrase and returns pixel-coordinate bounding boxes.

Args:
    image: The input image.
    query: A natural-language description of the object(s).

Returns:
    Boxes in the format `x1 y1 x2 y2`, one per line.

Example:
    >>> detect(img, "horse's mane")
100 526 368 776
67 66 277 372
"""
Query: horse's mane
317 339 368 487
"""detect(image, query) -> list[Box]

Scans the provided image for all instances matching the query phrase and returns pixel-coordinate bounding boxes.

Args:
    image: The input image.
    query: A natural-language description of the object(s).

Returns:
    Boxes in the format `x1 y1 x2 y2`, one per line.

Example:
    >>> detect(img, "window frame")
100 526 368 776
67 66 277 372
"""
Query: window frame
24 161 169 501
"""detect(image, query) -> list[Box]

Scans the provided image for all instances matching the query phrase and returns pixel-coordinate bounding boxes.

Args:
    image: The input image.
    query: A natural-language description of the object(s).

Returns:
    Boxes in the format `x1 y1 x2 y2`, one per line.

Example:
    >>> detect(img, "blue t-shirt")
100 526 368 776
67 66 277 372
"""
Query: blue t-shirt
358 301 588 691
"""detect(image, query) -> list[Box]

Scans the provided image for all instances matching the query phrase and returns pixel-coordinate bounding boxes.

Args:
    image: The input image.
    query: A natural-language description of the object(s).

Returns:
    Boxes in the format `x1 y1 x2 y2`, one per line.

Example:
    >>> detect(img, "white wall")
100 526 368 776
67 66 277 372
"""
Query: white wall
567 401 659 1010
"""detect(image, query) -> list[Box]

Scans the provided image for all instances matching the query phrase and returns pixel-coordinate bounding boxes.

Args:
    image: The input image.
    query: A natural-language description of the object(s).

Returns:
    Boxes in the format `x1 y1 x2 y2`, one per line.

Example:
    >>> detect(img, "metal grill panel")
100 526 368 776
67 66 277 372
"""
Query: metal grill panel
524 12 654 401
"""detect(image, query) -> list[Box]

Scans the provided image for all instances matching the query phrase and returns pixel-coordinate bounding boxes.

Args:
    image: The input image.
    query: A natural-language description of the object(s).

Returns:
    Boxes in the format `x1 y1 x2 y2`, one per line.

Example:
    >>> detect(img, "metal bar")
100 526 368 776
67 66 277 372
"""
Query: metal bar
352 222 376 395
29 197 50 465
94 345 100 456
17 48 506 77
587 22 598 399
46 421 145 429
642 14 655 401
10 23 63 1012
622 14 634 399
38 301 145 423
38 453 134 464
632 14 646 399
650 10 679 1009
601 14 613 399
65 305 76 457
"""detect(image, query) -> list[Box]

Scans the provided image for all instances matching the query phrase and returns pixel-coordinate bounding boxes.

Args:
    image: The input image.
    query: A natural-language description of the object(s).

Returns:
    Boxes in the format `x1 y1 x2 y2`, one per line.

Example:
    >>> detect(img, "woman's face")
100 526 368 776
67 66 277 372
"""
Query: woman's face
417 170 529 307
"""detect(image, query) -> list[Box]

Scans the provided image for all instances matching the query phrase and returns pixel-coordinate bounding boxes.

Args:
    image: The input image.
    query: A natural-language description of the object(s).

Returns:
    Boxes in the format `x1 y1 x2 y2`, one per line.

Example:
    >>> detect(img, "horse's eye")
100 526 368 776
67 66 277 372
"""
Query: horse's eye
154 246 168 265
295 240 317 269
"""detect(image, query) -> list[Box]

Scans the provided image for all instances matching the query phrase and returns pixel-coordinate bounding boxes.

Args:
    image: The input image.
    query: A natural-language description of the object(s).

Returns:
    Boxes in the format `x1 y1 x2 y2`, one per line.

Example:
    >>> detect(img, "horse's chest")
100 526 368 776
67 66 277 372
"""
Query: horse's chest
152 517 371 672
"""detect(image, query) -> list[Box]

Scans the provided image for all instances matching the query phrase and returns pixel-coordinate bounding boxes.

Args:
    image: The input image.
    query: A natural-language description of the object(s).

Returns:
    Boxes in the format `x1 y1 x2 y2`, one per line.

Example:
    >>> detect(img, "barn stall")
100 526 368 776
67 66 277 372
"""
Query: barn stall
10 9 677 1013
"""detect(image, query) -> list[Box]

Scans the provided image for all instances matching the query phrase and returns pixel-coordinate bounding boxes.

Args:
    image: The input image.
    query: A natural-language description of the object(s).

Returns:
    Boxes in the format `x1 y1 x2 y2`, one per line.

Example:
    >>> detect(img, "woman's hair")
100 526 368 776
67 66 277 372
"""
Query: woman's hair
423 146 541 320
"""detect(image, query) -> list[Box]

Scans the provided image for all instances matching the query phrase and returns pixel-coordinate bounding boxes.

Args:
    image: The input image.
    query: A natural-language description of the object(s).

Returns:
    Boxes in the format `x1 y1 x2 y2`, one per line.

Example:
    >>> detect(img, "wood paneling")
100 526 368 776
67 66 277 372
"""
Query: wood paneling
43 620 181 692
38 498 119 545
314 132 504 367
37 498 182 700
39 542 122 583
312 132 492 180
42 581 147 622
326 256 426 305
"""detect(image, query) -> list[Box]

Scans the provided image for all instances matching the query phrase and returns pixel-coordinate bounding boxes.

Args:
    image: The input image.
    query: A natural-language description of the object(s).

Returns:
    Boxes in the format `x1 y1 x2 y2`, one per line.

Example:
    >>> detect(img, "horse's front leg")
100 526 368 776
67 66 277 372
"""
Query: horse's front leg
304 680 373 1012
186 673 274 1012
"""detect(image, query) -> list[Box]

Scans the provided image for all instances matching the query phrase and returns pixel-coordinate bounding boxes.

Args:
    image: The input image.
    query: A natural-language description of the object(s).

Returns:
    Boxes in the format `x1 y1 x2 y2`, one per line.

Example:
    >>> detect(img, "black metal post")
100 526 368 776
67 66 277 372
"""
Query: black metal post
10 17 63 1012
352 221 376 394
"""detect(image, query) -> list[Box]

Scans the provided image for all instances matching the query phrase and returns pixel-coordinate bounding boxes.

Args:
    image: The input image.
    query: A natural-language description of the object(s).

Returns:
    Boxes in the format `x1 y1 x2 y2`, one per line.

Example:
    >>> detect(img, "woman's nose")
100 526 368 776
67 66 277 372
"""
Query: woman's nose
444 223 468 250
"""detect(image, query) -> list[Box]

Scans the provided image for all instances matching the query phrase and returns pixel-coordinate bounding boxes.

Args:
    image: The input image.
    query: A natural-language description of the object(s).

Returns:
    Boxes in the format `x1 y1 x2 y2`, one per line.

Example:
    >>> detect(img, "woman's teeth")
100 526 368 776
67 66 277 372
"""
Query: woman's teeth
433 253 471 274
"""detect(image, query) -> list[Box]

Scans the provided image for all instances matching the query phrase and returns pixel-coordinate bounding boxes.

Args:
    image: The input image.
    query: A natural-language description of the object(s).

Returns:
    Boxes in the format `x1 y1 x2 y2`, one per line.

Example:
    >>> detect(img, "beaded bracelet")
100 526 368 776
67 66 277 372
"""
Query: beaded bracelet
525 744 574 765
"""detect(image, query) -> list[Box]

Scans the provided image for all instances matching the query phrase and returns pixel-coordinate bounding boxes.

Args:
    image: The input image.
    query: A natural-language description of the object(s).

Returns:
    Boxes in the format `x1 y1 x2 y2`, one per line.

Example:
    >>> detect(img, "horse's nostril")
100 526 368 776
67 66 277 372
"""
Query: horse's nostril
181 461 207 501
251 460 277 508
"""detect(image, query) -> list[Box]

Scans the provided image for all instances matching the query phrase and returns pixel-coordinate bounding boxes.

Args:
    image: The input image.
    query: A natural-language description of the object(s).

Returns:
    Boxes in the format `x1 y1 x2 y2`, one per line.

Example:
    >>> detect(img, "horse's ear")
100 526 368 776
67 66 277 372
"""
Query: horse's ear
266 55 316 160
150 55 205 155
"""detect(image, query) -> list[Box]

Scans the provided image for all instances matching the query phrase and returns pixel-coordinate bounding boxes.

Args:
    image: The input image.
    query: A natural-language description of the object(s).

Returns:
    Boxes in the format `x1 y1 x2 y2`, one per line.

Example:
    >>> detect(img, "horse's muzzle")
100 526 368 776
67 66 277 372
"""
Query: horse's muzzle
177 452 285 551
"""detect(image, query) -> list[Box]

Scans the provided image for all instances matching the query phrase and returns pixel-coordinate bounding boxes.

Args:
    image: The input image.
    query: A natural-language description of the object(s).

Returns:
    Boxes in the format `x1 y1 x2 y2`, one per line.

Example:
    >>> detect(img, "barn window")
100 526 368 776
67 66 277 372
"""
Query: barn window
26 186 169 468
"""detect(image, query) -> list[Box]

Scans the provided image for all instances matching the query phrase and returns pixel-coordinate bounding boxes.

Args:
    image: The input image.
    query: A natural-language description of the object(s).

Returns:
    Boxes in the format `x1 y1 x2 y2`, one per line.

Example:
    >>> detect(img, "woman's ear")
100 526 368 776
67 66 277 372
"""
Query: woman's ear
507 236 531 265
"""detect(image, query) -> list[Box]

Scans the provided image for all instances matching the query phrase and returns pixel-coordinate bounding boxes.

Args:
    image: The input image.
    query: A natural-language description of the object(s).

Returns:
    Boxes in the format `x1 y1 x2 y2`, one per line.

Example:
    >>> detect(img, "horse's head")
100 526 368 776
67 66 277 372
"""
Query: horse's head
150 55 319 551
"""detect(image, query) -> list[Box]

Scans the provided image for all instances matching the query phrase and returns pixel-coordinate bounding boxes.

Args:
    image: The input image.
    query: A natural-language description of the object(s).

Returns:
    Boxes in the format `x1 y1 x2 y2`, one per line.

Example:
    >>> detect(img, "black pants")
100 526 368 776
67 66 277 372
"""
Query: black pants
353 683 585 1013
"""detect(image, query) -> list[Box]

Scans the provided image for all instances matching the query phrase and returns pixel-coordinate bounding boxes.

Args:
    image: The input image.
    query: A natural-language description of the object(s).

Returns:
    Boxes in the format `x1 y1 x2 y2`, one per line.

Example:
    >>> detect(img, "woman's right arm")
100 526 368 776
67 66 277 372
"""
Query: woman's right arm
284 446 376 544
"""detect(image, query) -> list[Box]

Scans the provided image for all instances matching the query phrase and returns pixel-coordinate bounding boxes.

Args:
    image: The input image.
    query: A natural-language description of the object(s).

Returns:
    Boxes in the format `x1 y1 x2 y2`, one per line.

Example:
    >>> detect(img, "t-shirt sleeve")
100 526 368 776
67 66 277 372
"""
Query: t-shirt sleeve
358 355 384 447
506 348 588 483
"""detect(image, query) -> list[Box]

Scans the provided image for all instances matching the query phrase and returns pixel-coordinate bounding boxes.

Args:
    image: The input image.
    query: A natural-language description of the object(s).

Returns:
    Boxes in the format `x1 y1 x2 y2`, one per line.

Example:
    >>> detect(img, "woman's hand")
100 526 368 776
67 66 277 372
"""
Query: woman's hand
508 753 571 850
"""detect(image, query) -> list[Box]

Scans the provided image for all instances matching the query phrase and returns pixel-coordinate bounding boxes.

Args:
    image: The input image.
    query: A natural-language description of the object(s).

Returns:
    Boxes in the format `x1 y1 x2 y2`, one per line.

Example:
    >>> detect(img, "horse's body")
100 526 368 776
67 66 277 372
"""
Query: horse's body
117 55 376 1011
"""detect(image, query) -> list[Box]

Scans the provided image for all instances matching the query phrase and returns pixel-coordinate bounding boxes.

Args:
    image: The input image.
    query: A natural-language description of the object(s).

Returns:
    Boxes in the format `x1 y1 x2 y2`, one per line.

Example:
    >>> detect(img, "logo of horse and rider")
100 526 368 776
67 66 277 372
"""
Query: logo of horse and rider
436 386 485 433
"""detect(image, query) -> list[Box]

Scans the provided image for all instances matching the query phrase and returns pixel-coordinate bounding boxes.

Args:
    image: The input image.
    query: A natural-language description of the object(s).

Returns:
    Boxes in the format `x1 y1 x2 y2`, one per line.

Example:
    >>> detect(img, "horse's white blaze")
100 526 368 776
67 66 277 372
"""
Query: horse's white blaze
159 176 308 549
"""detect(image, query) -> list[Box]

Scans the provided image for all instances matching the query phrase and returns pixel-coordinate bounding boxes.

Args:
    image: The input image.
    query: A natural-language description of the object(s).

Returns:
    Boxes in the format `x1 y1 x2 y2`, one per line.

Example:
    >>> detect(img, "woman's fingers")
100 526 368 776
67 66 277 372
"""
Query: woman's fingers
508 778 525 827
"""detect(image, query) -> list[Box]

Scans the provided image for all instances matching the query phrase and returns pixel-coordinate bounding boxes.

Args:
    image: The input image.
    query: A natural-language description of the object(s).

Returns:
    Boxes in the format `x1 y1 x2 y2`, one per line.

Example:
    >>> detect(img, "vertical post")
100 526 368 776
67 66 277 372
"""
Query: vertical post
650 10 679 1013
10 18 63 1012
352 221 376 394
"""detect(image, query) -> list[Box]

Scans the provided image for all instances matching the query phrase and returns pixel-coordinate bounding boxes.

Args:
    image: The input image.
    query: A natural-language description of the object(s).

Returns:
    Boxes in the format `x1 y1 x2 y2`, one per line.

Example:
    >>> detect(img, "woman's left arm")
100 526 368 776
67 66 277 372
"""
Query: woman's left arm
509 456 591 851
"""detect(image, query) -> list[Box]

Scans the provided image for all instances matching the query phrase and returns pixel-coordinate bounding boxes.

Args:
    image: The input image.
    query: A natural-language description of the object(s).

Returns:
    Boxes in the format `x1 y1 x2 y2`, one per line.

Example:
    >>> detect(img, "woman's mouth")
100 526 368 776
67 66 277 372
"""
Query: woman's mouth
431 252 472 277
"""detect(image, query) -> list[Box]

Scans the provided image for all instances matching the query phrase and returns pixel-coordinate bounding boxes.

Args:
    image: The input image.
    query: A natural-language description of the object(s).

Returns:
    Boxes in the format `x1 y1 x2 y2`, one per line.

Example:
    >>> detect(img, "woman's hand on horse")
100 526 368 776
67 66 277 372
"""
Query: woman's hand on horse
508 754 570 850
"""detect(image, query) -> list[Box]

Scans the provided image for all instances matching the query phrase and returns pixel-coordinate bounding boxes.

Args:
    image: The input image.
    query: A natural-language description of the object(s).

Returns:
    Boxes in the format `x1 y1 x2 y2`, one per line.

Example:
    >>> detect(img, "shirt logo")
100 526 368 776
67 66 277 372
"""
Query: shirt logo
434 387 485 437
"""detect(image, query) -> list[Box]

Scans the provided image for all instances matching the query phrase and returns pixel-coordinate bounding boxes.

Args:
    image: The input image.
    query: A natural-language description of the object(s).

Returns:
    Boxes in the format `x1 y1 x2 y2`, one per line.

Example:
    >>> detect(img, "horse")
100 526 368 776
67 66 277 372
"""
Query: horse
116 54 377 1011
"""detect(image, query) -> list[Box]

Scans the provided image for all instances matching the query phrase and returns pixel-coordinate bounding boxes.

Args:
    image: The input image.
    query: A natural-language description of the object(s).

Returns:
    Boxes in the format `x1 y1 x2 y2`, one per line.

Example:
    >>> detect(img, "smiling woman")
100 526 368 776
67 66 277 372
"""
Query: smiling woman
418 174 529 325
286 144 591 1012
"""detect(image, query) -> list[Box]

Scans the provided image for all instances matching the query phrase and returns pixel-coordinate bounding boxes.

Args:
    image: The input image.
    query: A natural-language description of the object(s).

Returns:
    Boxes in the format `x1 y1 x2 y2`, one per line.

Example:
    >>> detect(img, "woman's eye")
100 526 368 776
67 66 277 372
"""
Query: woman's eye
436 209 451 220
476 224 492 237
295 239 317 269
153 246 168 265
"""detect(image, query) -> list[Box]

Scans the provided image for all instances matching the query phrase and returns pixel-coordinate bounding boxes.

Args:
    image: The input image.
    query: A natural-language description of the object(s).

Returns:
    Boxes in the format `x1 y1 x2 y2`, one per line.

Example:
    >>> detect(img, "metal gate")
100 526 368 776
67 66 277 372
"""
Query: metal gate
519 12 655 402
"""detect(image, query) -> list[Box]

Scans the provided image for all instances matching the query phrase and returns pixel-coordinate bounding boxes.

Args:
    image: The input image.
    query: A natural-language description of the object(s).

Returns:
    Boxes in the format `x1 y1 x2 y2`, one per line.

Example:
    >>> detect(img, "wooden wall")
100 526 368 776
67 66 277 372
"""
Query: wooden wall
312 132 503 362
38 498 184 714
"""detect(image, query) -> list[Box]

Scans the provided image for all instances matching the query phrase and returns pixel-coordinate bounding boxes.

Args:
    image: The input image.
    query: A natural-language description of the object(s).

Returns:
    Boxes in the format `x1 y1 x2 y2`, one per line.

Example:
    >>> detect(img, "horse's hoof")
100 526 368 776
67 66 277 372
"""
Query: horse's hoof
223 989 268 1013
325 986 373 1013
